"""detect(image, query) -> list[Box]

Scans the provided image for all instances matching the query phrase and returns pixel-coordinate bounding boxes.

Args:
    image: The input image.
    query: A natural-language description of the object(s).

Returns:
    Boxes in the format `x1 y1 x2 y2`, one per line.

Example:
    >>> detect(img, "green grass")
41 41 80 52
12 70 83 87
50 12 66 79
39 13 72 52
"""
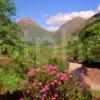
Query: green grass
32 45 67 60
31 45 68 68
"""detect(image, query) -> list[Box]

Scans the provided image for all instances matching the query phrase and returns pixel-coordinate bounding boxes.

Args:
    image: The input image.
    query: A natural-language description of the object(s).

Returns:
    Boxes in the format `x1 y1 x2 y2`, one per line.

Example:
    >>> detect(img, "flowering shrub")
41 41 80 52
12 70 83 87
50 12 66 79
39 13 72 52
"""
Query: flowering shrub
21 65 92 100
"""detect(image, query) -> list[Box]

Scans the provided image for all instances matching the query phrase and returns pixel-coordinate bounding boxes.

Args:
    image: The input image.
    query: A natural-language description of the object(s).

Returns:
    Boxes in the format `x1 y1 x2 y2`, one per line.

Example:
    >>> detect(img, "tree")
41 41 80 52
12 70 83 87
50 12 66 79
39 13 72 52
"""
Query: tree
0 0 15 25
66 21 100 66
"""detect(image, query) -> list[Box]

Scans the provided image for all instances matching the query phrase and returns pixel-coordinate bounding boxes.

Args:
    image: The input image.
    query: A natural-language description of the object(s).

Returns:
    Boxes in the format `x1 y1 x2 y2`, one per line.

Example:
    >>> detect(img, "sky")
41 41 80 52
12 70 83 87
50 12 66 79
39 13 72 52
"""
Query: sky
15 0 100 31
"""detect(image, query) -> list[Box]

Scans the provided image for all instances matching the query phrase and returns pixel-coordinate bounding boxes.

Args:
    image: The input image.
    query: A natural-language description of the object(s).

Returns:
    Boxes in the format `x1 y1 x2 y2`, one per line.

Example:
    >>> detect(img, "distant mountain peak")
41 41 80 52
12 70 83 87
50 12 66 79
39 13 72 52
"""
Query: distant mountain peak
17 17 37 25
62 17 85 27
17 17 52 45
53 17 86 40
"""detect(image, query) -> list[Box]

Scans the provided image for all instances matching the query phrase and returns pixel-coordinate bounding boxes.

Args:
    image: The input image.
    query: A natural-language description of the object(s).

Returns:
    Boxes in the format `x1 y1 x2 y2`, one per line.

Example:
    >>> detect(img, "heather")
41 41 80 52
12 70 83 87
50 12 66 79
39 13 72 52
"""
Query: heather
21 65 92 100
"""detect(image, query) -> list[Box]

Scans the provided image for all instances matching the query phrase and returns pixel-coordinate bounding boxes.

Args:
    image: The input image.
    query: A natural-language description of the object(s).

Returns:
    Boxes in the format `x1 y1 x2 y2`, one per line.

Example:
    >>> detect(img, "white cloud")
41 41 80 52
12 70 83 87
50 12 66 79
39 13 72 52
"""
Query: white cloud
46 26 59 32
47 10 96 25
97 5 100 11
46 5 100 31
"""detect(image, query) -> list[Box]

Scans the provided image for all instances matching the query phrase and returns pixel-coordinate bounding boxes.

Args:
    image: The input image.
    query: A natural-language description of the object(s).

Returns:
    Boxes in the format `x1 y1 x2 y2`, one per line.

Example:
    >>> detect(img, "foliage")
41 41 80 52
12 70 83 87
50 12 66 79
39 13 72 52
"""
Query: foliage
0 0 37 94
0 68 22 94
66 35 79 61
48 57 68 72
21 65 92 100
66 21 100 64
0 0 15 25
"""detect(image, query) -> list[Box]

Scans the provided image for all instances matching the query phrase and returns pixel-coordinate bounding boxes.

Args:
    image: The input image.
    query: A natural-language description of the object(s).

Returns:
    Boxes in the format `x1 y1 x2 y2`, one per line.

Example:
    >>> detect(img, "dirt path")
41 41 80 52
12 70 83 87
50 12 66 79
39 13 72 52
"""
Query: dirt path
68 62 100 90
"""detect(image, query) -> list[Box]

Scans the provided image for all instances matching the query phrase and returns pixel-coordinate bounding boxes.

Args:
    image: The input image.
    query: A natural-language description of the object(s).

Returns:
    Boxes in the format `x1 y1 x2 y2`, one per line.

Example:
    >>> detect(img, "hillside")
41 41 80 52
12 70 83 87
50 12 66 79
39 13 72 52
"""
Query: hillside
66 12 100 66
53 17 86 41
17 17 53 45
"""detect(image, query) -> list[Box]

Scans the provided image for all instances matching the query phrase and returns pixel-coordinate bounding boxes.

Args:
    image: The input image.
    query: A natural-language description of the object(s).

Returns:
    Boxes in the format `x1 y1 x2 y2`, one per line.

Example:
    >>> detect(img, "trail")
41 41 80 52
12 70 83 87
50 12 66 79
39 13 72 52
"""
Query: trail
68 62 100 90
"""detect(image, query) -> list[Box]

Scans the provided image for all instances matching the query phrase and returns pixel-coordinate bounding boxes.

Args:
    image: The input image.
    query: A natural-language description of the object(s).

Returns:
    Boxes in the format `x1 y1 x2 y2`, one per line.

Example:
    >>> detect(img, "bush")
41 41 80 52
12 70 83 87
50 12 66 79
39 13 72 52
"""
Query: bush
48 57 69 72
0 68 22 94
21 65 92 100
66 21 100 65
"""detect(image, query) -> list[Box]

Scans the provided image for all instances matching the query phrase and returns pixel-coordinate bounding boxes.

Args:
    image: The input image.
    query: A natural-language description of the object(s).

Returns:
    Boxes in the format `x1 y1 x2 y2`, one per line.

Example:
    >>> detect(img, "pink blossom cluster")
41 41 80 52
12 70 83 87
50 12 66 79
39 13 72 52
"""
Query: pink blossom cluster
59 73 69 82
27 68 37 76
44 65 57 75
52 94 59 100
40 83 59 100
40 85 49 93
32 82 42 87
22 65 90 100
51 79 60 86
20 97 24 100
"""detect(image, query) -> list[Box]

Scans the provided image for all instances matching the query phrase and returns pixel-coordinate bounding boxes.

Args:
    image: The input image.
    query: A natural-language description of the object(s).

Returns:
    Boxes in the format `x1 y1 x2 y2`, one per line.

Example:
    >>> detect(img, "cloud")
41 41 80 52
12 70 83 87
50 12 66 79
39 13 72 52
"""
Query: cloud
46 5 100 31
46 26 59 32
47 10 96 25
97 5 100 11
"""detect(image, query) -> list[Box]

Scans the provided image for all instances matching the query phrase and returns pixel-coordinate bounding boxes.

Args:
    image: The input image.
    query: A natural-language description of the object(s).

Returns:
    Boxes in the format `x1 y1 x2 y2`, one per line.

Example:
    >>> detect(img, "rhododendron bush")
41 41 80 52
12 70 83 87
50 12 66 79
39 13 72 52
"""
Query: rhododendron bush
21 65 92 100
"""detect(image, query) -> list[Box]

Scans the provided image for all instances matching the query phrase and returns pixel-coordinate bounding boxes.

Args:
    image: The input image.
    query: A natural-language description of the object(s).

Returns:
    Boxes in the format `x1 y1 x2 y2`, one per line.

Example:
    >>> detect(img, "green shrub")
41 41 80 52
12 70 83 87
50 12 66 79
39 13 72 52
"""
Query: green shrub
48 57 69 71
21 65 92 100
66 21 100 64
0 68 22 94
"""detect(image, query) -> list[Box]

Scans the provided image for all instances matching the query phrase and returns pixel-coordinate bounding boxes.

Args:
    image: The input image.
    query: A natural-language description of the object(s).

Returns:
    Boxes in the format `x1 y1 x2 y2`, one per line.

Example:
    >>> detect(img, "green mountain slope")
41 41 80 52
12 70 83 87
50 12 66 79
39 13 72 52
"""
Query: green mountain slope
66 12 100 66
53 17 86 41
17 17 53 45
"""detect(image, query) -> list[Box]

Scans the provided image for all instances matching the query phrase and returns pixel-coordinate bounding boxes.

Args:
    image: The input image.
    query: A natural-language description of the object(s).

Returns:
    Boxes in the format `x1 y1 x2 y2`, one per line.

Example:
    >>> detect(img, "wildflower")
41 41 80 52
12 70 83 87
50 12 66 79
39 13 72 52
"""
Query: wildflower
41 96 45 100
27 68 37 76
48 65 57 70
44 85 49 91
26 90 30 93
54 94 58 98
32 82 42 87
52 97 56 100
51 79 58 86
59 73 69 82
20 97 24 100
51 81 55 86
50 70 57 75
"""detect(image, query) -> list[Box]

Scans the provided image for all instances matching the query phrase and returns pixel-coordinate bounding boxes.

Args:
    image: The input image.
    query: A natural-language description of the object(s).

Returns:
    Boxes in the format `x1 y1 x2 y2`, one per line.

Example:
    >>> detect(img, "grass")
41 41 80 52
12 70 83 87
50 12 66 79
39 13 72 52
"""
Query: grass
31 45 68 68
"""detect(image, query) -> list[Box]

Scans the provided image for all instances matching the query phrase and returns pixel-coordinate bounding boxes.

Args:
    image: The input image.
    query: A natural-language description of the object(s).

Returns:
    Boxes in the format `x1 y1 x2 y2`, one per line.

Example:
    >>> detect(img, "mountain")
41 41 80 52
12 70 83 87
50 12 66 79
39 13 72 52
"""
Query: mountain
81 12 100 28
17 17 53 45
53 17 86 41
66 12 100 65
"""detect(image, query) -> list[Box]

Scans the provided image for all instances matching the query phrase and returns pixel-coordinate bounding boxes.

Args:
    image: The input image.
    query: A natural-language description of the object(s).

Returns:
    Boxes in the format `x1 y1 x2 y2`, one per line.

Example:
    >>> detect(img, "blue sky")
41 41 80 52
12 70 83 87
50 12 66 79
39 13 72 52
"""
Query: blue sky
15 0 100 31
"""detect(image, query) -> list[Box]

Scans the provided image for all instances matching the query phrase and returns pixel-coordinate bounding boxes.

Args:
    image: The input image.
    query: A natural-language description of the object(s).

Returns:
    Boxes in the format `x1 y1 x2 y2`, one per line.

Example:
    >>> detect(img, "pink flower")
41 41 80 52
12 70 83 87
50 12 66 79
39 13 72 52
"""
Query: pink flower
44 85 49 91
48 65 57 70
40 85 49 93
50 70 57 75
32 82 42 87
60 77 65 81
40 88 46 93
27 68 37 76
52 97 56 100
53 79 57 83
59 73 69 82
20 97 24 100
41 96 45 100
51 81 55 86
54 94 58 97
27 90 30 93
51 79 58 86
